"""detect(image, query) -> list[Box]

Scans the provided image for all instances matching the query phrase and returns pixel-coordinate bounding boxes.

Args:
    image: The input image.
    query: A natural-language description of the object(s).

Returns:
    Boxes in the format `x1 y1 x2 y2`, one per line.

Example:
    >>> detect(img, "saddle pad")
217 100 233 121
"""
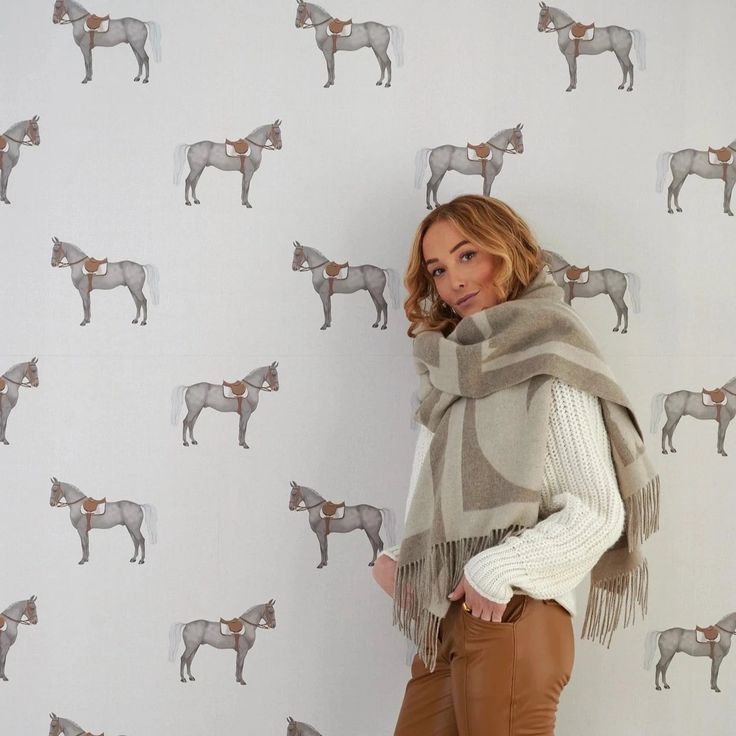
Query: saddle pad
702 392 727 406
568 27 594 41
83 262 108 276
323 266 349 279
708 150 733 166
222 384 248 399
563 271 590 284
319 505 346 520
84 501 106 515
326 22 352 36
220 621 243 636
84 18 110 32
0 618 6 632
225 142 251 158
696 629 720 643
0 140 7 153
0 383 7 394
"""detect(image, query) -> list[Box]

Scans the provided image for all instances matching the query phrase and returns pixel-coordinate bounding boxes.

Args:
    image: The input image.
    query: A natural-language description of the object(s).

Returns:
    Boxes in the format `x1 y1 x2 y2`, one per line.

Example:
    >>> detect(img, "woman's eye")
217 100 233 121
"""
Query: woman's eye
460 251 475 261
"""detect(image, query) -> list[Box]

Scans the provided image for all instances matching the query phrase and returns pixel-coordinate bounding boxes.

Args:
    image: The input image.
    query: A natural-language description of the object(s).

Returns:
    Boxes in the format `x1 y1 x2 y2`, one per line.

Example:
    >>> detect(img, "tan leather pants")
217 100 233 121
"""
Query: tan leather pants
394 594 574 736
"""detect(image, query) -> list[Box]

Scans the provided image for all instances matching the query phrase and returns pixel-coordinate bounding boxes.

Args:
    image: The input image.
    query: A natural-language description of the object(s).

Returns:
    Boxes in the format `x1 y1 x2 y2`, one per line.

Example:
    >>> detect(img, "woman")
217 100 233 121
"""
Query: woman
372 194 660 736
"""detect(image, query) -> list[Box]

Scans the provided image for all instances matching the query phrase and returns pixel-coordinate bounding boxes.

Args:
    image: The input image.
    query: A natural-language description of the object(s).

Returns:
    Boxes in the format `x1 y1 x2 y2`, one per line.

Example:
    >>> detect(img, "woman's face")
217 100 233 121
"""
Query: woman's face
422 219 501 318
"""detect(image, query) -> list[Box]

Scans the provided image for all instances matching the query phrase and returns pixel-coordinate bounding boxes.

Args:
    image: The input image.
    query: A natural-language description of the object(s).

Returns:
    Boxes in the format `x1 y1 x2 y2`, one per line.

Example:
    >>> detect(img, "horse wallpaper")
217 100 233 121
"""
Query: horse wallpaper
1 1 734 734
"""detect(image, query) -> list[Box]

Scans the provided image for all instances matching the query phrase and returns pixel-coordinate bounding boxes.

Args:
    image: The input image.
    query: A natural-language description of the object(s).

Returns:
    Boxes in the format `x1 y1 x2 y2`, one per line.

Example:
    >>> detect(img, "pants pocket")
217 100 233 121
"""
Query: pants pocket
462 593 527 628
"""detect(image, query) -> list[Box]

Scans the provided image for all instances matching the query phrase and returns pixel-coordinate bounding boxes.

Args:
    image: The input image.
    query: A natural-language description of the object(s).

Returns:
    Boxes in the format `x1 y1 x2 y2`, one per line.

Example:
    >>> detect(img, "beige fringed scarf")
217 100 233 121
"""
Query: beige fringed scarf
393 268 660 672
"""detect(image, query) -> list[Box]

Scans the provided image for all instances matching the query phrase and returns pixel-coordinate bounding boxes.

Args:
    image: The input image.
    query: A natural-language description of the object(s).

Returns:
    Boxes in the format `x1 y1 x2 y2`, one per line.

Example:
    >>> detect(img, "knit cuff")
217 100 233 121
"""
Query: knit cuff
462 539 534 604
378 544 401 561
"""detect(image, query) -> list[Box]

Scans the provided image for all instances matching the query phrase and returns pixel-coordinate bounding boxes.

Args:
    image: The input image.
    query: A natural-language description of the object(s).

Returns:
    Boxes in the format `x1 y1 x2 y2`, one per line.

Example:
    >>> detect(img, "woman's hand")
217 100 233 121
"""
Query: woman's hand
372 554 398 597
448 574 508 622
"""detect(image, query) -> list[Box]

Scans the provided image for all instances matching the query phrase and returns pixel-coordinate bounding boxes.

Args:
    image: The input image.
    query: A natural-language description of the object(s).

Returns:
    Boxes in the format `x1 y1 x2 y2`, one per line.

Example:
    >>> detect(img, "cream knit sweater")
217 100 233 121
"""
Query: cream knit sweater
378 377 625 617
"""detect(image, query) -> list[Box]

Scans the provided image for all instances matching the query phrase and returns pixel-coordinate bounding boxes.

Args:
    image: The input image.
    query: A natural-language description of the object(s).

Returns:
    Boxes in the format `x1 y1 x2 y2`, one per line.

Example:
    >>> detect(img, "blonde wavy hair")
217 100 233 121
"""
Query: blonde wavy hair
404 194 547 338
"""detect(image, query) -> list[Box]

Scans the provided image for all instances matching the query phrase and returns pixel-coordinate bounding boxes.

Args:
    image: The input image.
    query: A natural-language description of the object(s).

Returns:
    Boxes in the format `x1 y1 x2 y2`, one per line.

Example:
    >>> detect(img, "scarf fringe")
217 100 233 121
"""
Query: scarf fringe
580 557 649 648
625 473 660 551
392 527 524 672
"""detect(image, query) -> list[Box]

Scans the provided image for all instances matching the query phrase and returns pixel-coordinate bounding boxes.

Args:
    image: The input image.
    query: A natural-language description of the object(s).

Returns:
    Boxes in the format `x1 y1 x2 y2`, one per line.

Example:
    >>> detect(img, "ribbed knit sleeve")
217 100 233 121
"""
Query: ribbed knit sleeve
462 378 626 603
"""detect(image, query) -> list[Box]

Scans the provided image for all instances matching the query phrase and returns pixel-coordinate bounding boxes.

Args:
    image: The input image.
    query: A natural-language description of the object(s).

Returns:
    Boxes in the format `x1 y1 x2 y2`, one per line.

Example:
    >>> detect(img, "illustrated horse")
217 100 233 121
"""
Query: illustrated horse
169 600 275 685
170 362 279 448
0 115 40 204
52 0 161 83
49 712 127 736
0 596 38 681
650 376 736 455
288 481 397 568
644 611 736 692
49 477 158 565
656 137 736 215
294 1 404 87
537 3 645 92
173 120 282 207
50 237 160 326
291 241 399 330
415 125 524 208
543 250 641 333
0 358 39 446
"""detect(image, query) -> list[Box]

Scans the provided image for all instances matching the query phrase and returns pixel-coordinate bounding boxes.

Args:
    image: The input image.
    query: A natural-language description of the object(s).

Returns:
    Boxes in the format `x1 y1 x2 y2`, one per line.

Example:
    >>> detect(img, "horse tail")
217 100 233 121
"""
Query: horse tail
655 151 673 193
624 271 641 313
173 144 190 186
143 264 160 305
145 21 162 63
142 503 158 544
168 622 185 662
388 25 404 67
649 392 666 436
629 29 646 71
414 147 431 189
170 384 187 425
379 506 398 547
383 267 400 309
643 629 662 670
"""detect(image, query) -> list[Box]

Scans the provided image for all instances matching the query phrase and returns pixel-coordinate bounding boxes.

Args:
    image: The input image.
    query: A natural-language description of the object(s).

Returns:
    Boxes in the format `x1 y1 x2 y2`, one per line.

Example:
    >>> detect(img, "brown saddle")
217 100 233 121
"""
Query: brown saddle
0 377 6 393
84 256 108 293
328 17 352 52
467 142 491 177
220 617 245 652
86 14 109 50
571 21 594 57
696 624 721 660
223 379 247 415
324 260 349 296
225 138 250 172
702 387 727 421
564 264 589 300
321 500 345 535
82 496 106 532
0 615 5 629
708 146 734 181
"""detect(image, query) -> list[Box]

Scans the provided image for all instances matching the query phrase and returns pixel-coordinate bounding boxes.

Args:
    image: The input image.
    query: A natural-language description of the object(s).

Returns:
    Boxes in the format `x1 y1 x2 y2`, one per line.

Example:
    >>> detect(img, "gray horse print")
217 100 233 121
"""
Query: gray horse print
0 595 38 681
286 716 324 736
49 712 126 736
49 477 158 565
294 1 404 87
288 481 397 568
169 600 276 685
656 137 736 215
537 3 646 92
0 115 40 204
415 125 524 208
51 237 160 326
0 358 39 446
650 376 736 456
171 362 279 448
644 611 736 692
291 241 400 330
173 120 282 207
543 250 640 333
52 0 162 84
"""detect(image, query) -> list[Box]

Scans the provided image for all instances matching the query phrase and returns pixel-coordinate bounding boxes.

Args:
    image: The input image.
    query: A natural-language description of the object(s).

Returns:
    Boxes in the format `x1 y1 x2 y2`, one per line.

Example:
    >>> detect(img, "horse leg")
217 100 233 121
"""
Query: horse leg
81 44 93 83
128 285 147 325
239 411 250 449
723 177 735 215
181 641 200 682
126 523 145 563
668 173 687 214
0 406 8 444
564 53 576 92
372 42 391 87
185 164 204 206
368 287 388 329
482 171 496 196
235 649 247 685
716 417 729 456
0 166 10 203
182 403 203 447
0 644 8 680
79 288 91 326
608 291 628 333
77 525 90 564
241 170 255 207
428 169 447 209
321 49 335 87
131 39 150 83
710 655 723 692
661 411 681 454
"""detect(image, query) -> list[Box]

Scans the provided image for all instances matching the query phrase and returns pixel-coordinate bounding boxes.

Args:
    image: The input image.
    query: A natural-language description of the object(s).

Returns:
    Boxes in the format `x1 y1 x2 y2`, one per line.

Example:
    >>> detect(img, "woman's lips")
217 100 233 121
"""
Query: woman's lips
457 291 479 306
